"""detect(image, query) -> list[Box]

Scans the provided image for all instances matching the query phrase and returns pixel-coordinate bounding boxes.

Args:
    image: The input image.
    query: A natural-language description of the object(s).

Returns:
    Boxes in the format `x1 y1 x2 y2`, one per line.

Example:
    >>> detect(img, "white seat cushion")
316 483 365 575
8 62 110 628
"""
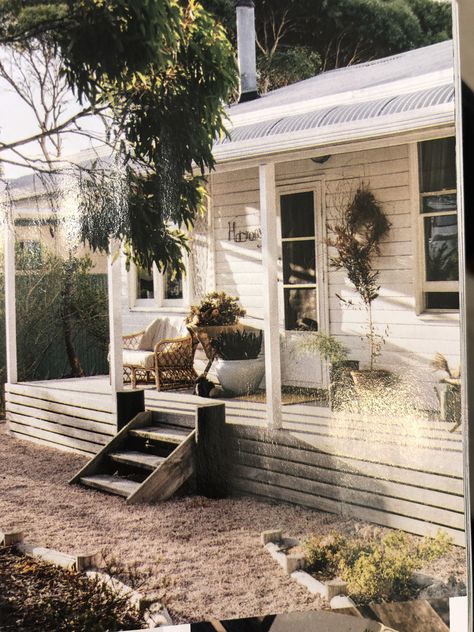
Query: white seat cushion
122 349 155 370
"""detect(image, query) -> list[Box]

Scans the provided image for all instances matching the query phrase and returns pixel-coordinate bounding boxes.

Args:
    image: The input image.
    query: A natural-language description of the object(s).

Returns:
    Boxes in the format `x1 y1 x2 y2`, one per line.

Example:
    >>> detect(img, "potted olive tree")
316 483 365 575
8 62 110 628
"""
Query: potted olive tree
211 330 264 395
326 183 392 391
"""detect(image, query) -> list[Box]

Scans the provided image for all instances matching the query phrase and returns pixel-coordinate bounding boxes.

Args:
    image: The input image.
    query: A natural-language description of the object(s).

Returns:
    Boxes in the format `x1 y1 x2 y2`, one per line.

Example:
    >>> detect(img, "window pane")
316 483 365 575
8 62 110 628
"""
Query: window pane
419 137 456 193
282 240 316 285
424 215 459 281
164 268 183 300
281 192 315 238
284 288 318 330
422 193 457 214
425 292 459 310
137 267 154 299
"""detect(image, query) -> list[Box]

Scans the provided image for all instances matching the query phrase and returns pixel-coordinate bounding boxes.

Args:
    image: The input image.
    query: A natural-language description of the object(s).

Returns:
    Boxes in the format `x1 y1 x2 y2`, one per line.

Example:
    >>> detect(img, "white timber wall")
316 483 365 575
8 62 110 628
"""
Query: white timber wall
210 142 460 400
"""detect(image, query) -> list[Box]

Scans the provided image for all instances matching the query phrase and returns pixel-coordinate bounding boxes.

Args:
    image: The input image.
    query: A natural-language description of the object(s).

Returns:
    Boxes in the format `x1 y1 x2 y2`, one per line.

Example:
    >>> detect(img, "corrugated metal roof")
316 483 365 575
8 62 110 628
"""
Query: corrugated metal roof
228 40 454 116
220 83 454 145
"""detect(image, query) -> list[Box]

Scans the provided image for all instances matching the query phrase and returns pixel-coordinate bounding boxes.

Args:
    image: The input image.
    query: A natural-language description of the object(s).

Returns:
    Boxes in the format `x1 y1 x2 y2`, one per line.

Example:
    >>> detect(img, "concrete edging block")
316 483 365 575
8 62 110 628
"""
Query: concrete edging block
263 531 349 606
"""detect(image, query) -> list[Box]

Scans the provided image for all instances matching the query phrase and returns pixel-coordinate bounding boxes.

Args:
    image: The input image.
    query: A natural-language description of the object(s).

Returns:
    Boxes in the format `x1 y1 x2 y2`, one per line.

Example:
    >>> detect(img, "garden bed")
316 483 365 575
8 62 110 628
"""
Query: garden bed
262 524 467 627
0 422 466 624
0 546 145 632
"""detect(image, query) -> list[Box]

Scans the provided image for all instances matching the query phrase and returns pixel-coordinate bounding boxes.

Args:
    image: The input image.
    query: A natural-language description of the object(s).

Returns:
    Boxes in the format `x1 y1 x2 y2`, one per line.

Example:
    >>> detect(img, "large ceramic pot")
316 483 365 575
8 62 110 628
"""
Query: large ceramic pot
215 356 265 395
350 369 393 391
329 360 359 410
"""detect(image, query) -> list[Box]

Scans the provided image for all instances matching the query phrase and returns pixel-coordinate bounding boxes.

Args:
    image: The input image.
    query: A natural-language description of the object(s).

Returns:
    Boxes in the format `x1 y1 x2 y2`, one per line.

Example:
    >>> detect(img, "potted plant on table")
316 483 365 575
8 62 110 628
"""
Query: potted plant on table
211 329 264 395
326 183 392 391
186 291 246 360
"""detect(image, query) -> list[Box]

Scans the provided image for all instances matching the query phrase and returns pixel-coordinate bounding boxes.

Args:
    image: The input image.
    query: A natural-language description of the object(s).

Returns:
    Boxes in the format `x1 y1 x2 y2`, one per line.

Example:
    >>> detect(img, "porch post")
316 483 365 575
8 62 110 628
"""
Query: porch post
3 212 17 384
259 162 282 428
107 238 124 392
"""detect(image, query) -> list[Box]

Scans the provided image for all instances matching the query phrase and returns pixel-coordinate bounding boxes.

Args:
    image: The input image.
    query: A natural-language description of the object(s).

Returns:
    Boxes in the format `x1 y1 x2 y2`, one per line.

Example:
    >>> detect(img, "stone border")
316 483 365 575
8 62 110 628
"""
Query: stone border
1 529 172 629
261 529 358 614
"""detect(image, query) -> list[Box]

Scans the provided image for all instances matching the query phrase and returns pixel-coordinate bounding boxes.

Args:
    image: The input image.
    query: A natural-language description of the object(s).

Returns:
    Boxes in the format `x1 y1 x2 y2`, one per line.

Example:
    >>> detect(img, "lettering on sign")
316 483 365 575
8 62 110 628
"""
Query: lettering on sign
228 221 262 247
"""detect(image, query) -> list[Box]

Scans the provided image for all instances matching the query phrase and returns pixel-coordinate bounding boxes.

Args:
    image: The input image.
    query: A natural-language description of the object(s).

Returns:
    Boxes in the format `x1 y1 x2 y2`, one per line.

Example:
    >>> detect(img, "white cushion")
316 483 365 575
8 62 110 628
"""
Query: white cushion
138 316 188 351
123 349 155 370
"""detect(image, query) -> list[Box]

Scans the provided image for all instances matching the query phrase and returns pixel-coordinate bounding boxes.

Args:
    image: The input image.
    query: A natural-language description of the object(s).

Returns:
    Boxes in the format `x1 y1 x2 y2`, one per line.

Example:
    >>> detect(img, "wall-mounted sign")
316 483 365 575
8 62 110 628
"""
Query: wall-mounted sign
228 221 262 247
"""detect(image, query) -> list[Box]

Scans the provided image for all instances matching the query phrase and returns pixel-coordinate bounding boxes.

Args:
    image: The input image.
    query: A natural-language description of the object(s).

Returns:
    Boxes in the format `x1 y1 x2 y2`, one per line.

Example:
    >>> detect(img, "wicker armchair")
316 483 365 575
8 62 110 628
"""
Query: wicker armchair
121 317 198 390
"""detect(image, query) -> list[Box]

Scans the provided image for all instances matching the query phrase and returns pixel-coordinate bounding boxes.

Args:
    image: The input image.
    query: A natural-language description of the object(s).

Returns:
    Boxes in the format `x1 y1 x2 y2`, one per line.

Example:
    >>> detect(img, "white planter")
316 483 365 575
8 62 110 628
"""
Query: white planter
215 357 265 395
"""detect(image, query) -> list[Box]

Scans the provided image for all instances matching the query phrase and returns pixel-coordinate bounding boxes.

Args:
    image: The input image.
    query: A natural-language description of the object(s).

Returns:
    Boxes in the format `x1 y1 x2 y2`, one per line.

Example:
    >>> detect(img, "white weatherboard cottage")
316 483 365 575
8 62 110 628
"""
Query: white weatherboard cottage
3 4 465 544
122 32 459 421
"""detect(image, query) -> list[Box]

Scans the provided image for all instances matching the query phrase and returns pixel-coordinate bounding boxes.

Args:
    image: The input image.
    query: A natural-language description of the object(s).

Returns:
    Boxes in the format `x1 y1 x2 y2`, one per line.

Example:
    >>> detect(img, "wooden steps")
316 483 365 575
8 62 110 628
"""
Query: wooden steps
80 475 141 498
109 451 166 470
69 410 196 503
129 426 189 444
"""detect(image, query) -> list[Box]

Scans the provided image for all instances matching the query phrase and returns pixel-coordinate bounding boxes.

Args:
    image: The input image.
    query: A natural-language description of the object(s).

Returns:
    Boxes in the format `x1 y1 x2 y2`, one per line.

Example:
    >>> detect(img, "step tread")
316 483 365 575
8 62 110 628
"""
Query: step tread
80 474 141 498
129 425 191 443
109 450 166 470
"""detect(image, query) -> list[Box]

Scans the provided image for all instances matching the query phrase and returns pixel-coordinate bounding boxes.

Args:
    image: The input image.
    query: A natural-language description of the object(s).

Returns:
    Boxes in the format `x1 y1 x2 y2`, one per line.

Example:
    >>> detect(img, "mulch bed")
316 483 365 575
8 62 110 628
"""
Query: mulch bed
0 547 144 632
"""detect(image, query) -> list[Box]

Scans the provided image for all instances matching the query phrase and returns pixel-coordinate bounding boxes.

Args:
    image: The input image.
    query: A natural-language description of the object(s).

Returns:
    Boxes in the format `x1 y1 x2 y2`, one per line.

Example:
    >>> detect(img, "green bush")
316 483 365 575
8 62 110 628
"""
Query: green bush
211 330 262 361
303 529 452 605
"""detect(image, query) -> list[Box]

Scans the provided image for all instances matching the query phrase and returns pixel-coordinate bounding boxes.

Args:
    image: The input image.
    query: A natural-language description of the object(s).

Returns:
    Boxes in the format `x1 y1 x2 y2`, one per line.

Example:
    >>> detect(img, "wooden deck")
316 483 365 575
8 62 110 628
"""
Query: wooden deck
4 376 466 546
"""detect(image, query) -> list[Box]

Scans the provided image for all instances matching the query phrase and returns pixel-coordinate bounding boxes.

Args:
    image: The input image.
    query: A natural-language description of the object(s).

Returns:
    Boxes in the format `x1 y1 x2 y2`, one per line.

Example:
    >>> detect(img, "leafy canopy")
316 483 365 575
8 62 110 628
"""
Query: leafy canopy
1 1 238 272
203 0 452 91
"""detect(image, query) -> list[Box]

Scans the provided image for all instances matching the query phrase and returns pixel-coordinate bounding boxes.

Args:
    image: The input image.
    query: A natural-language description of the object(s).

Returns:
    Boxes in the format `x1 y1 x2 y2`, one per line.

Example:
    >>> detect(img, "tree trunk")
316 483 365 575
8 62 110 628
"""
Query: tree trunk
61 259 84 378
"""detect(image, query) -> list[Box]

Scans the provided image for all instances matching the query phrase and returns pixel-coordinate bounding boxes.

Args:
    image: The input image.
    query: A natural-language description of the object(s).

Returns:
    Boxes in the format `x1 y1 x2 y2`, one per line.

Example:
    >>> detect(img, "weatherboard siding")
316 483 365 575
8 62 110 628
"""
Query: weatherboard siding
119 140 460 392
208 142 460 393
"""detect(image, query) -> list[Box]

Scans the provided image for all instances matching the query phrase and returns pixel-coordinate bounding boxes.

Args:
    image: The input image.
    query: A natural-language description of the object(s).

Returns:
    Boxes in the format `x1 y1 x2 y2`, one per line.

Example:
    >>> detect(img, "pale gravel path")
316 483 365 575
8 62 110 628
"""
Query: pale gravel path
0 423 466 623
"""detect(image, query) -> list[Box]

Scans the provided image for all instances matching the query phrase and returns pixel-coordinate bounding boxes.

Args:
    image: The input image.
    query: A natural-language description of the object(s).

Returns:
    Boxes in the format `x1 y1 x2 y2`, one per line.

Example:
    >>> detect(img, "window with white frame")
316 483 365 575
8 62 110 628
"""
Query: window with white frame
133 263 185 308
280 191 319 331
418 137 458 311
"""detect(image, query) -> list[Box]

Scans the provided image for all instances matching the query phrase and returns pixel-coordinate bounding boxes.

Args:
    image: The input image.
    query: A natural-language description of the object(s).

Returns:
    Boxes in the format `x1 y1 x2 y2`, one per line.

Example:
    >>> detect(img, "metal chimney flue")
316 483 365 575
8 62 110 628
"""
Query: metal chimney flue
236 0 259 102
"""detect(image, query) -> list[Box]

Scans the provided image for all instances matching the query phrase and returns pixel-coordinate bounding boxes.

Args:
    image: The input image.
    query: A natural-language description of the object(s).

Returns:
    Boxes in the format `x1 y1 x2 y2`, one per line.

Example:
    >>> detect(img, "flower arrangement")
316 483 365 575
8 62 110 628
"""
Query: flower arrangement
186 291 246 327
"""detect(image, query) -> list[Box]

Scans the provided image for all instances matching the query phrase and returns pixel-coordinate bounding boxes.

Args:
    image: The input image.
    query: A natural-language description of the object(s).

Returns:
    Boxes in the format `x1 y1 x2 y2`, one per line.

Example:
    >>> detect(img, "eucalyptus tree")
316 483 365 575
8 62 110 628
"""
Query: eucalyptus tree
0 0 238 272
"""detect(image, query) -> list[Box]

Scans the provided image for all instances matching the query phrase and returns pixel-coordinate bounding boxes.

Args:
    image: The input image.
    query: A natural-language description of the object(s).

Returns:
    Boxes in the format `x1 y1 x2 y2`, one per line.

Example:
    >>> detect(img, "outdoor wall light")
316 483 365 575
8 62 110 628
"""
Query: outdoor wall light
311 155 331 164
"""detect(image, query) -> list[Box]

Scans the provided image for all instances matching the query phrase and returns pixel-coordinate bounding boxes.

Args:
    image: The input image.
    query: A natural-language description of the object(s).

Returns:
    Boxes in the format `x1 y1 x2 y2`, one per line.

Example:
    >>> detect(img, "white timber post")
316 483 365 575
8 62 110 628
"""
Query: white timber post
107 238 124 393
3 212 17 384
259 162 282 428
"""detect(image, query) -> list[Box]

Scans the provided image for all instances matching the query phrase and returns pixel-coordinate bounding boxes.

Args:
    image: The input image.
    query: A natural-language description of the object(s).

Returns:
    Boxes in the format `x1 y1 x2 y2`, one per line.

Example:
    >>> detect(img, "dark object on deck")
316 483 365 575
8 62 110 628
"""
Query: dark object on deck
196 404 228 499
194 376 216 397
116 389 145 431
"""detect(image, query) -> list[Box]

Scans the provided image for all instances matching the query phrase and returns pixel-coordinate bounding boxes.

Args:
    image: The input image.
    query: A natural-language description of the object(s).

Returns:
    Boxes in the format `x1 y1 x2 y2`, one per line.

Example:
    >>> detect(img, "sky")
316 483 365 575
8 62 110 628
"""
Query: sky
0 52 105 180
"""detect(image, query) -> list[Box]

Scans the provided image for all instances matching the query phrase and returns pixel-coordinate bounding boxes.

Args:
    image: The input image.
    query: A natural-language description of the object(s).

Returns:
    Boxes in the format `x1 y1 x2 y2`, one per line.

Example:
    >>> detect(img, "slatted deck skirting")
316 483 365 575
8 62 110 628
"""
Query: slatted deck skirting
216 420 466 547
5 381 115 455
4 378 466 545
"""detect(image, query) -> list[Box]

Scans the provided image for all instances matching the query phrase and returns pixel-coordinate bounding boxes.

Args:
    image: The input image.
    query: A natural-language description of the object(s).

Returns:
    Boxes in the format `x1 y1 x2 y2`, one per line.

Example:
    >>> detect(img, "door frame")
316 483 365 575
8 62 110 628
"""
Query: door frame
276 178 330 387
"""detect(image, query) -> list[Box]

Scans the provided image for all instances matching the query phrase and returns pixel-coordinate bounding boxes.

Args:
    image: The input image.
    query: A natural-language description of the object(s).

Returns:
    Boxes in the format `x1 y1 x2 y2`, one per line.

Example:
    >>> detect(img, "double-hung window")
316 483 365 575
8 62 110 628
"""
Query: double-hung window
134 264 184 308
280 191 318 331
418 137 459 311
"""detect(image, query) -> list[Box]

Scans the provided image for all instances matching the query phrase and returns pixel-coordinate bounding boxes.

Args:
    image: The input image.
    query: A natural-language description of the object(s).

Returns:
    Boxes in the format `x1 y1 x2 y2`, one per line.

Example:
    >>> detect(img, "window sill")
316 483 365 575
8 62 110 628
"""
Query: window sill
130 305 189 314
416 310 459 322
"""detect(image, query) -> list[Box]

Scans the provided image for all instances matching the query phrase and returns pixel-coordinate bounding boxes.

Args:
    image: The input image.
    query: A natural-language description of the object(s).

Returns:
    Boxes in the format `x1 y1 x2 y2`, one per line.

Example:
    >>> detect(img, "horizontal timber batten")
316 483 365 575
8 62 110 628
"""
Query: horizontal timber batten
5 380 115 455
4 378 465 545
219 424 465 546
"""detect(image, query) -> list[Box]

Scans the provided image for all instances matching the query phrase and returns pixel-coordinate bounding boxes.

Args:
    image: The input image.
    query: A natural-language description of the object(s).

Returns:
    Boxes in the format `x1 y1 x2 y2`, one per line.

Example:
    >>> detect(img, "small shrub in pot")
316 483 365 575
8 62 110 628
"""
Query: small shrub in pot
211 330 262 360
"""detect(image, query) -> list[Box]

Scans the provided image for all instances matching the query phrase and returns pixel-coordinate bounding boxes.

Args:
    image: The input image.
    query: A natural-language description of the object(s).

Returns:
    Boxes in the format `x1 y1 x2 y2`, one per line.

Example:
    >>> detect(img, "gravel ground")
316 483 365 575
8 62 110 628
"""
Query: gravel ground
0 422 467 624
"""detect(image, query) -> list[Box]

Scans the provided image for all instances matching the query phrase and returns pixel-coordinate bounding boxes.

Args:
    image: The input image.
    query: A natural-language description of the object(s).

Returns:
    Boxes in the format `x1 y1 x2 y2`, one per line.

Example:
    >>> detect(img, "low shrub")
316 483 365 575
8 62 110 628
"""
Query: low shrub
211 330 262 360
303 529 452 605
